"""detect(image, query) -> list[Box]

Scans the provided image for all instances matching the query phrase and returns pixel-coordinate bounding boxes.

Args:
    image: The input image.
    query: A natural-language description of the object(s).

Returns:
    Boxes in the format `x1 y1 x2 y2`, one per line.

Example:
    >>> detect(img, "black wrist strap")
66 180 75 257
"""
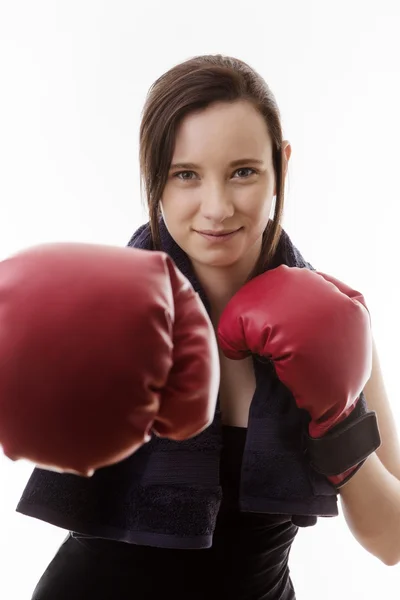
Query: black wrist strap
305 406 381 477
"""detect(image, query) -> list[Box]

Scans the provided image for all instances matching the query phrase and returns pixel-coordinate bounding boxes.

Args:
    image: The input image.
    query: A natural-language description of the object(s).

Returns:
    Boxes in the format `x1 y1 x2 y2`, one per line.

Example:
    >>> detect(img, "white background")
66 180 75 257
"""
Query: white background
1 1 399 598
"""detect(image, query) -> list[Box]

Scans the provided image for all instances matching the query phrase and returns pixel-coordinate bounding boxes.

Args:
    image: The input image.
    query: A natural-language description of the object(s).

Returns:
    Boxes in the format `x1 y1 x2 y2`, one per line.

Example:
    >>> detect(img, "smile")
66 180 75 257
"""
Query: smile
194 228 243 242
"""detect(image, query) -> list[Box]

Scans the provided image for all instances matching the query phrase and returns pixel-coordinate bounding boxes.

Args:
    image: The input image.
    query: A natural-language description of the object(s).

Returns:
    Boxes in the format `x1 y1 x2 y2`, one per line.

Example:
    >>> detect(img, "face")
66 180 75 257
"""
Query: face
161 100 289 276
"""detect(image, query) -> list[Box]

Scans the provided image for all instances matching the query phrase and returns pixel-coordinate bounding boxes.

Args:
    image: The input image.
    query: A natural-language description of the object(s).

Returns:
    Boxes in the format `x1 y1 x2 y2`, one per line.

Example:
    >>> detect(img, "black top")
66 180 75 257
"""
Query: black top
69 426 298 599
212 426 298 598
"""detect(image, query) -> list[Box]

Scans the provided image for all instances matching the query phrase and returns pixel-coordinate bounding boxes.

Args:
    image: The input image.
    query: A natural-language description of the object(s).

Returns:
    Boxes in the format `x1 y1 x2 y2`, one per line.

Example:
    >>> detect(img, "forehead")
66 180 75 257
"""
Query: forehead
173 100 273 163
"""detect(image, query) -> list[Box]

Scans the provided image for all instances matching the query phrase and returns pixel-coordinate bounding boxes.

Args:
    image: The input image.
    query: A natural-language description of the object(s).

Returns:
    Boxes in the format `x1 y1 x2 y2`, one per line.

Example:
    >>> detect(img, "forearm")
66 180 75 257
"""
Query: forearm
339 451 400 566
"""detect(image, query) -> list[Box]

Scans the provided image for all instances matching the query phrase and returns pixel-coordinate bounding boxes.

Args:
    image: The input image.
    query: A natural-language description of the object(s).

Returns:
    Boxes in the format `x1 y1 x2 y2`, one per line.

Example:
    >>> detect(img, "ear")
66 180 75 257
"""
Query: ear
274 140 292 195
282 140 292 167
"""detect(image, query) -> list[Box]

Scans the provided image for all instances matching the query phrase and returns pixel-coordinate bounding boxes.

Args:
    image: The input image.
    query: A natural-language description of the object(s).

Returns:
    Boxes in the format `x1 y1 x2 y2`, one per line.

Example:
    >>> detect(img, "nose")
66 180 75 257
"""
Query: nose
200 185 234 223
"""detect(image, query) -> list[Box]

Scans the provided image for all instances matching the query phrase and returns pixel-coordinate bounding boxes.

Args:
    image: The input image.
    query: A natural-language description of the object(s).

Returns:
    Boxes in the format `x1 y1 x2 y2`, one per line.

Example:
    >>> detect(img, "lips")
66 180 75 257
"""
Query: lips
194 227 243 243
195 228 241 236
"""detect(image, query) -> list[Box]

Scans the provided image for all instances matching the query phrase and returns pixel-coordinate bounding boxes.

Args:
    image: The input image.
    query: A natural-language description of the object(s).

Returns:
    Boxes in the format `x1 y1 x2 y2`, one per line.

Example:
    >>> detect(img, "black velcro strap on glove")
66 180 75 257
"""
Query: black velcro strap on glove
304 393 381 477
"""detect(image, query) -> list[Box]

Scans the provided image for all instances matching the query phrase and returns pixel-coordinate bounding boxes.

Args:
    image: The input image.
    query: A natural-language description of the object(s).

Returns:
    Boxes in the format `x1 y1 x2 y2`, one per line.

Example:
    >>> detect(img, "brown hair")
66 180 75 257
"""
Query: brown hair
139 54 286 276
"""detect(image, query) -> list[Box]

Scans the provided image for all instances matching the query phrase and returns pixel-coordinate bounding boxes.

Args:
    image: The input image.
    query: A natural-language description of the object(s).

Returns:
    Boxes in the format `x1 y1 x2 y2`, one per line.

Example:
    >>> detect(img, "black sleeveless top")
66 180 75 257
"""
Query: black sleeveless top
72 426 298 599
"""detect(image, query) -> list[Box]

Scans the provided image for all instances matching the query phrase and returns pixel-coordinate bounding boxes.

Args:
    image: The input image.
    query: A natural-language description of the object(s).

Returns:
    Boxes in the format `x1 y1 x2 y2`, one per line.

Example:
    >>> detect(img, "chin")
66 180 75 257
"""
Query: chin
197 243 263 274
192 251 244 270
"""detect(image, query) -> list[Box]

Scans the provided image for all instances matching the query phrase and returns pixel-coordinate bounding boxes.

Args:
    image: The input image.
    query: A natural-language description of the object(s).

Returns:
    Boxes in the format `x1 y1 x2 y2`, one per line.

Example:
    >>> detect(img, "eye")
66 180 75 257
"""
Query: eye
233 167 257 179
173 171 197 181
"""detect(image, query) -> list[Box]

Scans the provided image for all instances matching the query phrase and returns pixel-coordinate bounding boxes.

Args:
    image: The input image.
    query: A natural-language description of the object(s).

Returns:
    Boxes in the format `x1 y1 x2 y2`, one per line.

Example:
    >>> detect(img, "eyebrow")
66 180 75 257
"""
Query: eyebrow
169 158 265 170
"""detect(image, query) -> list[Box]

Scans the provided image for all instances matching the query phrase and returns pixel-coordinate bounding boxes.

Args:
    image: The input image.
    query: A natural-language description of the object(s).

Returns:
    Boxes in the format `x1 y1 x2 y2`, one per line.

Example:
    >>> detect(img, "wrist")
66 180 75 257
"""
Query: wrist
305 394 381 489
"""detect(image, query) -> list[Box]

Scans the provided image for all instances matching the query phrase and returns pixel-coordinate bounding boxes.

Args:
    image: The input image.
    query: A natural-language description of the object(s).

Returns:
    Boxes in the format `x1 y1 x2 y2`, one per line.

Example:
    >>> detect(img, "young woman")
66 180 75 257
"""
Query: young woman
14 54 400 599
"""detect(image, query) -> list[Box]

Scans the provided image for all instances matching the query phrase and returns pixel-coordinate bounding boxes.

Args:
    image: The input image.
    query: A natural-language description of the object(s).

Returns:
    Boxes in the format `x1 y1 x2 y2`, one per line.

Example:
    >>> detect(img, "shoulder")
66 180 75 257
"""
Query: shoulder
126 223 152 250
272 227 315 271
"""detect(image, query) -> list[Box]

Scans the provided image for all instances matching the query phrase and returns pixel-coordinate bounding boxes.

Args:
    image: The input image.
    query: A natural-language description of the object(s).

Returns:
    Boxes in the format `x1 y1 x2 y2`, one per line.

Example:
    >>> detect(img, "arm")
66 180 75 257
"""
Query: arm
339 338 400 566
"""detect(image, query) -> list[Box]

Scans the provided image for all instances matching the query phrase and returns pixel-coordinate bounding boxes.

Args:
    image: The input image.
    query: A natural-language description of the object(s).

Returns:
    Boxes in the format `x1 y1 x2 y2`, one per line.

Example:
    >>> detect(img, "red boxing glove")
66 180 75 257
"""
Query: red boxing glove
0 243 219 477
218 265 381 487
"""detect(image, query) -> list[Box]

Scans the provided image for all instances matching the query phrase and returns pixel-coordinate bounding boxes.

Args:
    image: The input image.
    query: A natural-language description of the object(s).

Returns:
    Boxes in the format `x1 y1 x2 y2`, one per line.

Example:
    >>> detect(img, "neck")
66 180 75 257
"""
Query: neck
193 257 258 325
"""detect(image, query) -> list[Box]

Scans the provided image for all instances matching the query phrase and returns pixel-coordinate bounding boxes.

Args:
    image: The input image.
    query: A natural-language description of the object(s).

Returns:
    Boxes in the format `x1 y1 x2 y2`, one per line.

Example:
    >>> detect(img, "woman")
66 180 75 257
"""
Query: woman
16 54 400 599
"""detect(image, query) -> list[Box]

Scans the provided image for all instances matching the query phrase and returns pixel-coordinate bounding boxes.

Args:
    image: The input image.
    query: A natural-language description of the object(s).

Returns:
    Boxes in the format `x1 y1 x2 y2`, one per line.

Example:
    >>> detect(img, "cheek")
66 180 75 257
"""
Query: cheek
160 194 195 239
237 190 273 223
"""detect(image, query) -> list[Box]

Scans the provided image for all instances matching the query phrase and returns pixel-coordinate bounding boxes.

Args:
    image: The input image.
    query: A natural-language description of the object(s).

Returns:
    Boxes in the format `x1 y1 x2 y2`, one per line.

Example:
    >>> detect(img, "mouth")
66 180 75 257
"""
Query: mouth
194 227 243 242
194 227 242 238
